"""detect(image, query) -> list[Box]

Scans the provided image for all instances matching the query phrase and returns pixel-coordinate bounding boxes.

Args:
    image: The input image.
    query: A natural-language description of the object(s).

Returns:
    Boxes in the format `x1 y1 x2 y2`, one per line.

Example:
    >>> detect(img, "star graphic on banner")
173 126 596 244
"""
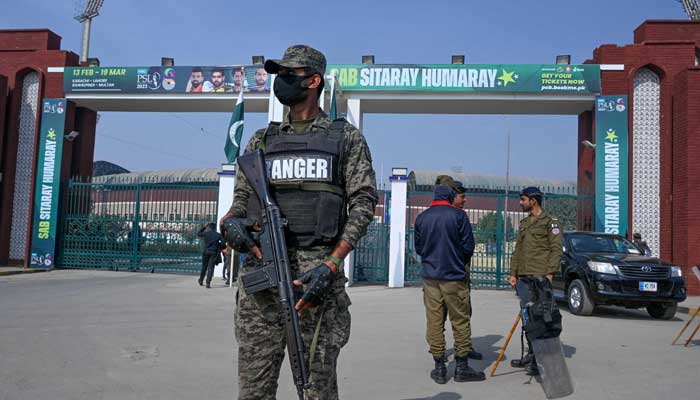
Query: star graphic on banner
47 128 56 139
498 69 517 87
605 129 618 142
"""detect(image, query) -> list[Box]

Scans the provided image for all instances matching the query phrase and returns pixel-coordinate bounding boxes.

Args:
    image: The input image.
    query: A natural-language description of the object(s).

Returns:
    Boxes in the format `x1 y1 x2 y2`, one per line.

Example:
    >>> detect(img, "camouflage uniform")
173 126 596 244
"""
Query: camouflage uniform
229 103 377 398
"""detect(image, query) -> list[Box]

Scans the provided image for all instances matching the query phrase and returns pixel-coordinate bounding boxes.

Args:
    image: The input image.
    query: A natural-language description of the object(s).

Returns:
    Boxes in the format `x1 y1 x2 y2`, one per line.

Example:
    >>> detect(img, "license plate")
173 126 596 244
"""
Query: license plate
639 281 658 292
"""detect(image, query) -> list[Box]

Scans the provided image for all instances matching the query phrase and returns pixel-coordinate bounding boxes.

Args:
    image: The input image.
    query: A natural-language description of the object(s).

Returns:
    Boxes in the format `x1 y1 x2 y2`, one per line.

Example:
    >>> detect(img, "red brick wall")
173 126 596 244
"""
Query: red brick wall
0 75 6 170
589 21 700 263
672 68 700 294
0 29 81 264
73 108 97 177
0 29 62 52
581 21 700 294
634 20 700 44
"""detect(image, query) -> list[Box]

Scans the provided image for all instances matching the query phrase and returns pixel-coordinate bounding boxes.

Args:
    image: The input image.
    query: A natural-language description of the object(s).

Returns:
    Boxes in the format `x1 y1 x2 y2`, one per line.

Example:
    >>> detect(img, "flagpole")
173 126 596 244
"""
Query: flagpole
329 73 337 120
502 115 511 282
319 77 325 110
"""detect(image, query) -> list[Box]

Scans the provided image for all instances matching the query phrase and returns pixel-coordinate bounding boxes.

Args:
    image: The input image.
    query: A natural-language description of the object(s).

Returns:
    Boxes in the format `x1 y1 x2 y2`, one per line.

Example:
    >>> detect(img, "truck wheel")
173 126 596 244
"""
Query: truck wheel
647 303 677 320
567 279 594 316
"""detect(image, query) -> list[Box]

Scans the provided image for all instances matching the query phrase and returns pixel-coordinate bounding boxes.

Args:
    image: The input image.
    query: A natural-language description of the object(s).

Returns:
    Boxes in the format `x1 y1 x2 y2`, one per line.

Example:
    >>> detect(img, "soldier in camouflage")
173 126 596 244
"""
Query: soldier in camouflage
221 45 378 400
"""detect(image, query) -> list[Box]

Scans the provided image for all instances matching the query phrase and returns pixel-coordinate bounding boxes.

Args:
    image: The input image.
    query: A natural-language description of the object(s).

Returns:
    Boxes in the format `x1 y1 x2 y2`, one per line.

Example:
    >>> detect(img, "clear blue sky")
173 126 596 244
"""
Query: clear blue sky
1 0 688 183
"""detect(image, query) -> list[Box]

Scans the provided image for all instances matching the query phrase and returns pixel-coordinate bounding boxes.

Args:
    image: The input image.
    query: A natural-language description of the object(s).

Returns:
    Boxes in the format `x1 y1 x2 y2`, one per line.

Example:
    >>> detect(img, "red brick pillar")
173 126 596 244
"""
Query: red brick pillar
0 75 7 171
672 67 700 295
72 107 97 178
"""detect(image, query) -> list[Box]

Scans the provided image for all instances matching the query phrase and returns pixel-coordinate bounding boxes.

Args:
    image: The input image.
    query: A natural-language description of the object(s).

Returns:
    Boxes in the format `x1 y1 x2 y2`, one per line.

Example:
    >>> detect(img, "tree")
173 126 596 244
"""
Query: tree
474 212 515 244
544 195 579 231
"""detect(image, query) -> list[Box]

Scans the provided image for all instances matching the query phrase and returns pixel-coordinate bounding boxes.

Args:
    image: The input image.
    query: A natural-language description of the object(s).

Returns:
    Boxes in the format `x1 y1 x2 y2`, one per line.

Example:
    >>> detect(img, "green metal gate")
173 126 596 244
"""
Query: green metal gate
58 176 219 273
353 222 390 283
405 186 593 288
353 189 390 284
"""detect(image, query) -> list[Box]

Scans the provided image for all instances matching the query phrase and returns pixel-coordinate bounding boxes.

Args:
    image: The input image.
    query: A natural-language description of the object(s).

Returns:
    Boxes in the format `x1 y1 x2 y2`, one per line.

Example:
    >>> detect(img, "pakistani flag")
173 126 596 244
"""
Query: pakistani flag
329 73 338 120
224 88 245 163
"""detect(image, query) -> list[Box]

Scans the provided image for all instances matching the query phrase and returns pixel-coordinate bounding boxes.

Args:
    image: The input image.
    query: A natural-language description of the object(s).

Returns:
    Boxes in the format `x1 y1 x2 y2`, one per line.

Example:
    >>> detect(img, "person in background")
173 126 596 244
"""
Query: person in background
222 246 230 282
414 184 485 384
434 175 482 360
197 222 226 288
632 232 652 256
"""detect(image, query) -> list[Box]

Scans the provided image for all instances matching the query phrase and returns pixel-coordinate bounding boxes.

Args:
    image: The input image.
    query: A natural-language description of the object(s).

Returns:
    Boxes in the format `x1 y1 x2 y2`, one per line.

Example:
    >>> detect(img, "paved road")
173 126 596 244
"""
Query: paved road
1 270 698 400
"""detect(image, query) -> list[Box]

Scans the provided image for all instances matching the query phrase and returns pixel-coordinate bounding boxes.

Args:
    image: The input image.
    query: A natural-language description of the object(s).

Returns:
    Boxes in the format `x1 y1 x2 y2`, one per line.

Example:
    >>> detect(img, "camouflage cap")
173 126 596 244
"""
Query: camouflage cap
264 45 327 75
435 175 466 194
435 175 454 186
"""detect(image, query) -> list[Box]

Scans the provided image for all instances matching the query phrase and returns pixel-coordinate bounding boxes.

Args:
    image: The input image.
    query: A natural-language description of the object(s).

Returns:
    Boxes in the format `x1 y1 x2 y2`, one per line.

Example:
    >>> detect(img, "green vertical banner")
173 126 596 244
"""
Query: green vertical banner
29 98 67 268
595 95 629 236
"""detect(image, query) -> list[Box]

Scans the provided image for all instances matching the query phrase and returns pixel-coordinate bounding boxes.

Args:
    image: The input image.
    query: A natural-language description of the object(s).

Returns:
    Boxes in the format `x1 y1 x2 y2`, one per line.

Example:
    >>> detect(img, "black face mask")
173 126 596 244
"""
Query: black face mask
273 74 312 106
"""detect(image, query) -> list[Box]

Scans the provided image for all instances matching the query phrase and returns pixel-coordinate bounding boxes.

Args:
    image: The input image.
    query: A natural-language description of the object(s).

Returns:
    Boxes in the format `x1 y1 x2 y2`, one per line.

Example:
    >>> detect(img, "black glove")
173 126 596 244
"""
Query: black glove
298 263 335 307
221 217 258 253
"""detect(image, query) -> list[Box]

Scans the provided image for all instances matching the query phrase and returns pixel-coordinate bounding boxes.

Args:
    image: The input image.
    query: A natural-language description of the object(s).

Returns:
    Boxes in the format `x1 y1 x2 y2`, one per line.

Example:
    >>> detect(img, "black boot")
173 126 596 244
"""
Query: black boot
526 357 540 376
467 349 483 360
510 353 534 368
454 355 486 382
430 355 448 384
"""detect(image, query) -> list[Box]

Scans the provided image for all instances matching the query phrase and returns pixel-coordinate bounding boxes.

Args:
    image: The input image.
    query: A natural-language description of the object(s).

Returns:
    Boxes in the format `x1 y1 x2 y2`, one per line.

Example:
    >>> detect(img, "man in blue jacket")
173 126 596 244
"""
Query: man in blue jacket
415 185 485 384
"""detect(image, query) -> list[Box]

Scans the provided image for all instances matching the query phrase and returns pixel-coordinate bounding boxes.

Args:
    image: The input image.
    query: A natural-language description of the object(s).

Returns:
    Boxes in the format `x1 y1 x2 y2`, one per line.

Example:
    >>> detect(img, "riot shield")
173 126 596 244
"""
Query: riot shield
531 336 574 399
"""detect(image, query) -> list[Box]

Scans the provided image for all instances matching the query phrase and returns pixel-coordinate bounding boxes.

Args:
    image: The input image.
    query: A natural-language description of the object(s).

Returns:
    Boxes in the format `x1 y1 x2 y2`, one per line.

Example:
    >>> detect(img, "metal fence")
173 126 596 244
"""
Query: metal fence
56 177 592 287
58 176 219 273
353 189 390 284
405 185 593 288
353 222 390 283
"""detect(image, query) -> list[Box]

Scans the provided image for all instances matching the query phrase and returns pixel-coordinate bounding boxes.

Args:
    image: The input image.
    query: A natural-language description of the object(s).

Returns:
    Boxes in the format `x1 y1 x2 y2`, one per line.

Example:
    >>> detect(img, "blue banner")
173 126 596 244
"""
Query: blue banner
29 99 67 268
595 95 629 236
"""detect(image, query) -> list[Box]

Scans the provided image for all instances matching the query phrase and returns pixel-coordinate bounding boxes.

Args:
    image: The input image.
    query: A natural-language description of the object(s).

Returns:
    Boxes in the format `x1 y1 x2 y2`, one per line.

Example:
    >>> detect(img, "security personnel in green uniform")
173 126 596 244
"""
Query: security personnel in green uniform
508 186 563 375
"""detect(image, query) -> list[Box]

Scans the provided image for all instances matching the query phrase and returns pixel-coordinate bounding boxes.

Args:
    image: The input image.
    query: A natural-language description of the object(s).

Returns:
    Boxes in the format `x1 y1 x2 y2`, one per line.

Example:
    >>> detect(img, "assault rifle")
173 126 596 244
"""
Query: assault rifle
237 149 308 400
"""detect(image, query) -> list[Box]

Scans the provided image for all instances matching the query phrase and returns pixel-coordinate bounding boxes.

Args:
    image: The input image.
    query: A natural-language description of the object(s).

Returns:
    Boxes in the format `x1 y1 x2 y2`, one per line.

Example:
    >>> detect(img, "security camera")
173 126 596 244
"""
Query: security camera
581 140 596 149
65 130 80 141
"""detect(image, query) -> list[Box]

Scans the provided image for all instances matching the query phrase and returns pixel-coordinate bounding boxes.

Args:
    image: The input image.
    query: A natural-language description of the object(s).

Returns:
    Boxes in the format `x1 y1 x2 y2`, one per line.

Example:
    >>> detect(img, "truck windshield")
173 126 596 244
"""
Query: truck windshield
568 234 642 255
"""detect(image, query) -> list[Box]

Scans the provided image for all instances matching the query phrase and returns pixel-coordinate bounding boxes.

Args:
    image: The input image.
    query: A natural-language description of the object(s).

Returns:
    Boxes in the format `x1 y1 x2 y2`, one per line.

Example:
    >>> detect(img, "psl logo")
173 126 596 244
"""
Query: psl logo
163 68 176 91
43 101 64 114
615 98 626 112
136 68 162 90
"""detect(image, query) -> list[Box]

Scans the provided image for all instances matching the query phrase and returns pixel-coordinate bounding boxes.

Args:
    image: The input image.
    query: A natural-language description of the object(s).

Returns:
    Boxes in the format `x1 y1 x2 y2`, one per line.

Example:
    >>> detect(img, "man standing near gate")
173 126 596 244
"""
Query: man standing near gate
220 45 378 400
434 175 482 359
508 186 564 376
414 184 485 384
197 222 226 288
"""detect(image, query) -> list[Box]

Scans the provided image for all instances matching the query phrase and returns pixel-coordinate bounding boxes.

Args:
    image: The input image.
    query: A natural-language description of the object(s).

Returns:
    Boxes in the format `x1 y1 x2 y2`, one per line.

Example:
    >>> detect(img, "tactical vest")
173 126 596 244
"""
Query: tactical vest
247 119 347 248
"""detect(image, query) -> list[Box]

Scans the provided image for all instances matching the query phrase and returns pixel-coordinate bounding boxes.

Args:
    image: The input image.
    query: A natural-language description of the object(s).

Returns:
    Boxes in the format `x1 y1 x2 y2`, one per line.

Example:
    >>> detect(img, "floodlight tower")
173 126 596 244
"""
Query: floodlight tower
74 0 105 63
678 0 700 20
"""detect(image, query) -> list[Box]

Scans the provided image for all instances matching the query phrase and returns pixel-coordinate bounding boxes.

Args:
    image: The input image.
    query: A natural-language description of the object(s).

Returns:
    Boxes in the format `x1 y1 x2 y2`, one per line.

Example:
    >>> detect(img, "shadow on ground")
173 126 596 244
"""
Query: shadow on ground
401 392 462 400
590 305 684 321
442 334 503 377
